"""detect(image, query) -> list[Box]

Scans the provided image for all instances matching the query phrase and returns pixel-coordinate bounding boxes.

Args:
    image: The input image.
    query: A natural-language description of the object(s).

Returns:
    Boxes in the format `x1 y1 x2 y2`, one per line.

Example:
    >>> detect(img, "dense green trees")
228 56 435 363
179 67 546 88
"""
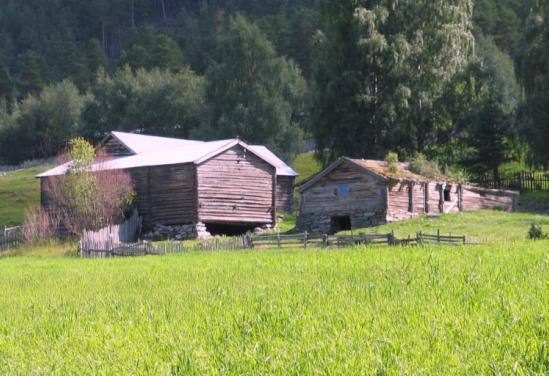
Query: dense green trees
82 67 206 140
516 1 549 168
204 15 307 161
0 0 546 176
312 0 474 163
460 38 521 178
0 81 88 163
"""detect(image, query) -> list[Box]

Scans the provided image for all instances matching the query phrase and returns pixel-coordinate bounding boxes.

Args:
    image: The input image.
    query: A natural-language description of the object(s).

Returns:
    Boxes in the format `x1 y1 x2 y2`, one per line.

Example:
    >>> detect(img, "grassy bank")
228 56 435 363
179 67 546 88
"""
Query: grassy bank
0 242 547 374
349 210 549 244
0 165 51 228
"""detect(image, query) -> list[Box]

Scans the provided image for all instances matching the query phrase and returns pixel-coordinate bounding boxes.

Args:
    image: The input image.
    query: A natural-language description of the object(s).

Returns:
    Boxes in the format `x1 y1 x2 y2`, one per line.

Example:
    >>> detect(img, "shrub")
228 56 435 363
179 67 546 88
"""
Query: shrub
408 153 441 179
385 152 399 173
528 224 547 240
21 207 61 243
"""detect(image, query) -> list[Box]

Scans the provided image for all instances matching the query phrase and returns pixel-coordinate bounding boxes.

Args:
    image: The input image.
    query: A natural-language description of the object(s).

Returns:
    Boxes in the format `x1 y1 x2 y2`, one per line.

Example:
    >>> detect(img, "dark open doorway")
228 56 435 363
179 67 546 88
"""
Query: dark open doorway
205 223 258 236
330 216 352 234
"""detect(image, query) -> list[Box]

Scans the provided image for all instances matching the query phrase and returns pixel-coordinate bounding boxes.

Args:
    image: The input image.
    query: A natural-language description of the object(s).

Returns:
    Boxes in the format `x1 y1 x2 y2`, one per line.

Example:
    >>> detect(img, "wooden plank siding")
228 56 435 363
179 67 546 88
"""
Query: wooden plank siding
275 176 295 212
461 186 517 212
300 163 385 216
96 136 133 156
386 182 423 222
196 145 275 225
129 164 197 228
298 162 386 233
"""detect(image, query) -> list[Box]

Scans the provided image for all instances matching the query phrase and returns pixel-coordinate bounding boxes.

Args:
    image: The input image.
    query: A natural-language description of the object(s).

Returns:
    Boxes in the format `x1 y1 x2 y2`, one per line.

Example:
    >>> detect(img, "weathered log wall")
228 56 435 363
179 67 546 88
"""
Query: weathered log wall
130 164 197 228
298 162 386 233
386 182 425 222
197 145 275 225
461 186 518 212
97 136 132 156
276 176 295 213
425 183 442 213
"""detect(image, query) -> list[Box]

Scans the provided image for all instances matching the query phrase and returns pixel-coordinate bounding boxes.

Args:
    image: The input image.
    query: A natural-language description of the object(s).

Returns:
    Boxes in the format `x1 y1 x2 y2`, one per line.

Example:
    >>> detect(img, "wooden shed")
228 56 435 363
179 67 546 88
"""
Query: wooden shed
39 132 298 235
297 157 519 234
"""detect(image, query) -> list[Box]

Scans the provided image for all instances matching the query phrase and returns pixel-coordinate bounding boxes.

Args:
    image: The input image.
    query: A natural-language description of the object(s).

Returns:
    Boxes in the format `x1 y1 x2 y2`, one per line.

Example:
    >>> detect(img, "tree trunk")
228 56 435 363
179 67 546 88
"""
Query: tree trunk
159 0 168 26
130 0 136 29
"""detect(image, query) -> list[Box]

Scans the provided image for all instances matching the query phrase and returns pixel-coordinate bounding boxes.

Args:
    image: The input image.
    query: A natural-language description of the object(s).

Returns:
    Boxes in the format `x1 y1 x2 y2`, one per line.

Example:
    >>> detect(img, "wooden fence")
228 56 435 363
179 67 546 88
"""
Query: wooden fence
0 226 21 251
79 210 141 257
79 229 471 258
477 172 549 192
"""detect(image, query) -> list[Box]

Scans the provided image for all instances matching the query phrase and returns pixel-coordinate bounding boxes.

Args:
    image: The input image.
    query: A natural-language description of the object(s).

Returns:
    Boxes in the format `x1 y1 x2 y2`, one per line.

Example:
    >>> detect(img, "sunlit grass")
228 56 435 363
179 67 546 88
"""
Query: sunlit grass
0 165 52 227
347 210 549 244
0 242 547 374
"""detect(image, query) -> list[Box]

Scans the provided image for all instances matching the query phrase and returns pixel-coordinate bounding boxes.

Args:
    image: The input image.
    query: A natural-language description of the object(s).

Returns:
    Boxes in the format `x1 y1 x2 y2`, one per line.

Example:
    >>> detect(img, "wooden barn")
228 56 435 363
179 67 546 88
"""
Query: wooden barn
38 132 298 235
297 157 519 234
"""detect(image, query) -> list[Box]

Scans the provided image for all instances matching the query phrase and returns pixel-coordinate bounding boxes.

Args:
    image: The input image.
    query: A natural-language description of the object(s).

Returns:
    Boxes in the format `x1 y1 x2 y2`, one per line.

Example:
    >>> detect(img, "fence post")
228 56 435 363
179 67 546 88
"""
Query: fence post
277 231 281 248
437 229 441 243
322 234 328 248
388 230 396 246
304 231 308 249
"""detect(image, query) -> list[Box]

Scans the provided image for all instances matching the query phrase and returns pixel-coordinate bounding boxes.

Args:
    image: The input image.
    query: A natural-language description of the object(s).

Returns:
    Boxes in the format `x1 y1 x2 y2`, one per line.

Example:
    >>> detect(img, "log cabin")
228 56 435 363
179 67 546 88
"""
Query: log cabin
297 157 519 234
38 131 298 235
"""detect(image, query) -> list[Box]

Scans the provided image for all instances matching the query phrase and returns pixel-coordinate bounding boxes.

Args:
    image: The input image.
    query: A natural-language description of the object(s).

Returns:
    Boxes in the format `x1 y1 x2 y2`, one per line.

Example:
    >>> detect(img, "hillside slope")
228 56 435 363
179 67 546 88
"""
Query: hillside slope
0 166 50 227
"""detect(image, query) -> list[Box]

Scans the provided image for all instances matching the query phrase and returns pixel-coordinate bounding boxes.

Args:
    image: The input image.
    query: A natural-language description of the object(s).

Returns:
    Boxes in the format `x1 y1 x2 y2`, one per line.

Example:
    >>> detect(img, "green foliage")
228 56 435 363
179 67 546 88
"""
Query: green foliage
0 80 88 164
205 14 307 161
119 29 186 72
408 154 442 179
516 2 549 168
67 138 95 172
0 242 546 373
313 0 474 162
83 67 206 140
528 224 547 240
385 152 399 174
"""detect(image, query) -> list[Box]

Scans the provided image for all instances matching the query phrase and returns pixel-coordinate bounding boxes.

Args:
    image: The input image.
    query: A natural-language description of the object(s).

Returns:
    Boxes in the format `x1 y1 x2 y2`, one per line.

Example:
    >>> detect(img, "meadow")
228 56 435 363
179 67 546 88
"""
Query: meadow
1 158 548 374
0 242 547 374
0 165 51 228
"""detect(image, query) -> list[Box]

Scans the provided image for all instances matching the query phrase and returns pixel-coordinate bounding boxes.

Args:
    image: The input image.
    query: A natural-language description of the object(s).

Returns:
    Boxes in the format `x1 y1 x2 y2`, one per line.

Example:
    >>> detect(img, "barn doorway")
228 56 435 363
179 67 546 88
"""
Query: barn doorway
330 216 352 234
205 223 258 236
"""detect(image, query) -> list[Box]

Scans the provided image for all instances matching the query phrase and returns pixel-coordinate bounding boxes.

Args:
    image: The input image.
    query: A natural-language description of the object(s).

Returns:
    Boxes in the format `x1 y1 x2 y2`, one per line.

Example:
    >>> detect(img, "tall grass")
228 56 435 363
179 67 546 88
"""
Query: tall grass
0 242 546 374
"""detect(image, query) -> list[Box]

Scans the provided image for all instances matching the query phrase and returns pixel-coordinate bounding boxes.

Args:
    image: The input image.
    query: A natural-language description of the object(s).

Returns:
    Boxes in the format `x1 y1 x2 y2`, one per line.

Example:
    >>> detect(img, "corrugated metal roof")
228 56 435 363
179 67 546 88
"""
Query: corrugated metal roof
38 132 298 178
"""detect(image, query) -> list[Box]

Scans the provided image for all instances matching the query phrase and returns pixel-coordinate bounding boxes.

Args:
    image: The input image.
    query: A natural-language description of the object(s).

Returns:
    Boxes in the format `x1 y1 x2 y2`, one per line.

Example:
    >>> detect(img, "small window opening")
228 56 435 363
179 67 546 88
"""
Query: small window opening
334 184 349 197
444 187 452 202
330 216 351 234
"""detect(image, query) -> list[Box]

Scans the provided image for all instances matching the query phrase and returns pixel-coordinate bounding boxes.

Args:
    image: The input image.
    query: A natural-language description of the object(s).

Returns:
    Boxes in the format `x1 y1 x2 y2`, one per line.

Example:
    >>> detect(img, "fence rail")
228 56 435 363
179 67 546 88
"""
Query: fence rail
0 226 21 251
477 172 549 192
79 229 471 258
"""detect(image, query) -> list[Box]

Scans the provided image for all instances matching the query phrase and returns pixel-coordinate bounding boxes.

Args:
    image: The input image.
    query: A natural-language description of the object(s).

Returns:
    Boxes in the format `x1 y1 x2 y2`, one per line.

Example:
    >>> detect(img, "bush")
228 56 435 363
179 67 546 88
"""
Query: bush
385 152 399 173
408 153 441 179
21 207 61 243
528 224 547 240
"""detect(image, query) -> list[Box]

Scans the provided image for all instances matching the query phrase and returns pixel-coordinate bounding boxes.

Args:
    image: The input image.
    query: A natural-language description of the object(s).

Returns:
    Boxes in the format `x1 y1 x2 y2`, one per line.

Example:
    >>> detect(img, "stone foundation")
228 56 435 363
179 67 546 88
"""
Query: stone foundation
297 211 386 234
142 222 211 240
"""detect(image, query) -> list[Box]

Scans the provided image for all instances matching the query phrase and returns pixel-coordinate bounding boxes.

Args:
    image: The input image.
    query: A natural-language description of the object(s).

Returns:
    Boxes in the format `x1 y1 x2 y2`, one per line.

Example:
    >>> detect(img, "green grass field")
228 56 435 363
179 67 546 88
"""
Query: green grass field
1 242 547 374
0 165 51 228
1 158 548 373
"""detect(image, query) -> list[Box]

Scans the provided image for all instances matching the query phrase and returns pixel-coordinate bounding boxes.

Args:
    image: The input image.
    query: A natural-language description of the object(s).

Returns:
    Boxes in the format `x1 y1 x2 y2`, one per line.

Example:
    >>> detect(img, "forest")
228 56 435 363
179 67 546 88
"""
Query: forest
0 0 547 178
